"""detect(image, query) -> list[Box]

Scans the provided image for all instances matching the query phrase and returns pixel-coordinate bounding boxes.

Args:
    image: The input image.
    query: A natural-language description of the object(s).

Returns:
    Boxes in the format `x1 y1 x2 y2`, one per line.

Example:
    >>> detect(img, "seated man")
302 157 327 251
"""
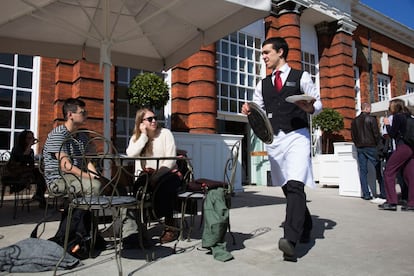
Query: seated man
43 98 101 197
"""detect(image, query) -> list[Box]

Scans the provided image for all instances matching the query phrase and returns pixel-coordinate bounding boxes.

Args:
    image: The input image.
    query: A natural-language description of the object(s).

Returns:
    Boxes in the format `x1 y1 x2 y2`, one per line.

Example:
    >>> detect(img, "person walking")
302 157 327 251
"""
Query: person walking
379 99 414 211
242 37 322 262
351 102 382 200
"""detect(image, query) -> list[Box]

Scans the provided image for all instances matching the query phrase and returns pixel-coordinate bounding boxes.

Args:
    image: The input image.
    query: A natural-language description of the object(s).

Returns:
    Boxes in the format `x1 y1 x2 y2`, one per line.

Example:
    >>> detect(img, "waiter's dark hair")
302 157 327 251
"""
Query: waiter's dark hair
262 37 289 59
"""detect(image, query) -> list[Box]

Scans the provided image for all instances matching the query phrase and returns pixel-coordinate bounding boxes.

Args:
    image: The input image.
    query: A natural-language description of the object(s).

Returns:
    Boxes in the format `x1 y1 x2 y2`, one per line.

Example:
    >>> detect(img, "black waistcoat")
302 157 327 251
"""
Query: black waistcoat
262 69 309 135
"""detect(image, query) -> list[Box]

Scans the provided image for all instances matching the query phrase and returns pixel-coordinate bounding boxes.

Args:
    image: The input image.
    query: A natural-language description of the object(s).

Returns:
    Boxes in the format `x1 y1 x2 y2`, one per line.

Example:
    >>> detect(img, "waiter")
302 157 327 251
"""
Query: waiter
242 37 322 262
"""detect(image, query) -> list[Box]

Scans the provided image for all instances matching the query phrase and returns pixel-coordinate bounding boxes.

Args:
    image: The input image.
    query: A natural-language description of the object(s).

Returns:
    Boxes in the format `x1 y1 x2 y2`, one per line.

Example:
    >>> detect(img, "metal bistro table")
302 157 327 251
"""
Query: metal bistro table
79 153 191 227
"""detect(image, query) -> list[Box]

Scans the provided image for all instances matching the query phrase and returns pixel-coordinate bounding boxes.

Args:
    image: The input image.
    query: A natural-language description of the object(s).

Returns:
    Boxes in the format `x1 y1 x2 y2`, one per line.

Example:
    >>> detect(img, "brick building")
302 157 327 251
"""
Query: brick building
1 0 413 185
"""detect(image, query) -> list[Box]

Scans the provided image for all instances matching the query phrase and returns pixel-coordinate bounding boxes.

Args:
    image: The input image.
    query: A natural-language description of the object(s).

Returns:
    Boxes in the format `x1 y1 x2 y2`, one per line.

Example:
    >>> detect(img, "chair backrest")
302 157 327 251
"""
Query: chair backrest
0 151 11 162
57 129 123 204
223 140 241 194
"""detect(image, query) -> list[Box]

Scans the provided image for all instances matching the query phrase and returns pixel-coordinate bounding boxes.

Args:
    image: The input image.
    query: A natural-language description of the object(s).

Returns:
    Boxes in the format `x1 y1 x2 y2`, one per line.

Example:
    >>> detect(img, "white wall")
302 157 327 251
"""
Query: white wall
173 132 244 192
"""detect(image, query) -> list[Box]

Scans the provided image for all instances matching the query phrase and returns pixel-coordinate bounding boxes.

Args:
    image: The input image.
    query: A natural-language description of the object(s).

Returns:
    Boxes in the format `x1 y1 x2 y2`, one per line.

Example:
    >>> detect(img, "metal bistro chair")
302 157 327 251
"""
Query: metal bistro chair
176 140 241 245
53 130 137 276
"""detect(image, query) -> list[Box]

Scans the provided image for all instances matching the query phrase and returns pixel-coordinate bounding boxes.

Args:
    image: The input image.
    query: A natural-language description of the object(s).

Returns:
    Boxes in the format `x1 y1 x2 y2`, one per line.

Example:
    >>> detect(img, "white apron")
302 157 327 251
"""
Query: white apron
266 127 315 188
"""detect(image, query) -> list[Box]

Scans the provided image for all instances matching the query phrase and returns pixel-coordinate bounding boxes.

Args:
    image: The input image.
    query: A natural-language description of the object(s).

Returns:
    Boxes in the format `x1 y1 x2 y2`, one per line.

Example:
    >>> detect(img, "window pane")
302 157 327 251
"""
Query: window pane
231 72 237 83
230 44 237 56
222 70 229 82
117 67 128 83
18 55 33 68
230 86 237 98
116 119 126 135
117 86 128 100
247 35 254 47
221 41 228 54
221 98 228 111
230 58 237 70
0 67 13 86
0 110 12 128
230 99 237 113
0 131 11 150
247 62 253 73
118 100 128 117
0 53 13 66
221 55 229 68
239 46 245 58
15 111 30 129
17 70 32 88
0 88 13 107
16 90 32 109
248 75 254 86
239 73 245 85
221 84 228 97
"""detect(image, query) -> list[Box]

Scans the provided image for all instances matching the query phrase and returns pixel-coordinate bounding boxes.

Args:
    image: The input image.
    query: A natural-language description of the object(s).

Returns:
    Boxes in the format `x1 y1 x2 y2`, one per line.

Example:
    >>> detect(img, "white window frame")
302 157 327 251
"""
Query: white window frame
406 82 414 94
0 54 40 154
354 66 361 115
377 74 391 102
216 30 263 118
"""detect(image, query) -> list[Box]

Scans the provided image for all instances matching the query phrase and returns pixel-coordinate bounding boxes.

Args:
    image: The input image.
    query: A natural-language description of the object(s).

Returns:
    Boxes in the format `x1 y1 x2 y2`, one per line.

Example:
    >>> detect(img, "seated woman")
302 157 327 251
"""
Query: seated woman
9 130 47 208
123 108 181 246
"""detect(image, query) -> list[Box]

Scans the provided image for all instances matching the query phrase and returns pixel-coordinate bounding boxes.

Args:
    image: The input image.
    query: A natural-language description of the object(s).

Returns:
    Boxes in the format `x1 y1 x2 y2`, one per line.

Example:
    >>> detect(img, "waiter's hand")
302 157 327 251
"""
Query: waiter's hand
241 102 251 115
295 99 315 114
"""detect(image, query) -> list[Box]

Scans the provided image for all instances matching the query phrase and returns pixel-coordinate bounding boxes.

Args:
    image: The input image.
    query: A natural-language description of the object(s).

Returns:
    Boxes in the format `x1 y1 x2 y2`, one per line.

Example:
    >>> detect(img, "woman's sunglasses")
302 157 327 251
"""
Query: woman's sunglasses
143 116 157 122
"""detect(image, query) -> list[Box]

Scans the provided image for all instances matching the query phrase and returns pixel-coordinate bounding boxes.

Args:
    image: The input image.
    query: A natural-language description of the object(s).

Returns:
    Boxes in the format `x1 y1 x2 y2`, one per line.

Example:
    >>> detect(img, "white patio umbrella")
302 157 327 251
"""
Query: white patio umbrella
0 0 270 140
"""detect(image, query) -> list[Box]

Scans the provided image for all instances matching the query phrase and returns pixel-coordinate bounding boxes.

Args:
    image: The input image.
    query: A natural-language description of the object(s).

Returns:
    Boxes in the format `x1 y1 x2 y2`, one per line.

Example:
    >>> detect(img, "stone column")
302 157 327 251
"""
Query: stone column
171 45 217 133
315 19 357 140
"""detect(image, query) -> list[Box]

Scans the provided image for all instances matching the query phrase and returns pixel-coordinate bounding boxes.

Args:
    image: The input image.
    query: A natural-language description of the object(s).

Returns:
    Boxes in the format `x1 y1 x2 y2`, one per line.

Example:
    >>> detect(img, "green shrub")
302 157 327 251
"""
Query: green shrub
128 72 169 109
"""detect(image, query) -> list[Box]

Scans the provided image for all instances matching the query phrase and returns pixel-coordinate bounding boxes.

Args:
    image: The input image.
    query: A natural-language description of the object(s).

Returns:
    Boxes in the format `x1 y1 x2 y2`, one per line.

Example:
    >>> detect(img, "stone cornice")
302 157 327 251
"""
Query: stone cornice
351 2 414 48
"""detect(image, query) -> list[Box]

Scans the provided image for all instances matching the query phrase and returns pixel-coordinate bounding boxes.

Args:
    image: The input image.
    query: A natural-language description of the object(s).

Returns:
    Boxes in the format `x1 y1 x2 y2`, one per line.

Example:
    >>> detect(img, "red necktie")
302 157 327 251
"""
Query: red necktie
274 70 282 92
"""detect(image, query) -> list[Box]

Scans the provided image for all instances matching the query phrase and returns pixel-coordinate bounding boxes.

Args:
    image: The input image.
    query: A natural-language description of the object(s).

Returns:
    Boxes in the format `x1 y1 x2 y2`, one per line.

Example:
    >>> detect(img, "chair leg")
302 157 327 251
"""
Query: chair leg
112 208 122 276
54 206 74 275
0 185 5 208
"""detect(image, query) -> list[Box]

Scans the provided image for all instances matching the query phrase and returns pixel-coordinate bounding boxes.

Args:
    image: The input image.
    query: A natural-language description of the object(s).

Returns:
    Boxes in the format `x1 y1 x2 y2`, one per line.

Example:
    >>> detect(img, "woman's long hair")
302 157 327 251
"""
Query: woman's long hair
389 99 409 115
17 130 34 150
132 107 160 156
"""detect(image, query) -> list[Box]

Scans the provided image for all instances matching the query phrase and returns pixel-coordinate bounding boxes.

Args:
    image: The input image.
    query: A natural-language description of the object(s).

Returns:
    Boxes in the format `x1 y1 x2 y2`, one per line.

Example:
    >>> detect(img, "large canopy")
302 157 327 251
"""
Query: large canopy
0 0 271 139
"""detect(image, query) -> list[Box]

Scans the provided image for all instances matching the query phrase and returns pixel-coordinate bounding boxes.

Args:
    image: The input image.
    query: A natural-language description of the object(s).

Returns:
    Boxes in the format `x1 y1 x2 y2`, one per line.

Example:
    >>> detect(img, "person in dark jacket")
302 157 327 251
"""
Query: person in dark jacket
351 102 382 200
9 130 47 208
379 99 414 211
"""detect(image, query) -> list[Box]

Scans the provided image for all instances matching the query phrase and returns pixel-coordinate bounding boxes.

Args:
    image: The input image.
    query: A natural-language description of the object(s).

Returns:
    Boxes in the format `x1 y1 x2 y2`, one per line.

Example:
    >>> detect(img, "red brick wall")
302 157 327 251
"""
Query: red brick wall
37 58 114 147
171 45 217 133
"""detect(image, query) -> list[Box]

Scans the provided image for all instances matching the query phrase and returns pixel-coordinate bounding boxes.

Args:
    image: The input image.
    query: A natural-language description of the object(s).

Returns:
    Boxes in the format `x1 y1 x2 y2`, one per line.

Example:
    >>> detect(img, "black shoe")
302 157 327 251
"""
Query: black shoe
378 202 397 211
278 238 296 262
401 205 414 212
362 196 373 200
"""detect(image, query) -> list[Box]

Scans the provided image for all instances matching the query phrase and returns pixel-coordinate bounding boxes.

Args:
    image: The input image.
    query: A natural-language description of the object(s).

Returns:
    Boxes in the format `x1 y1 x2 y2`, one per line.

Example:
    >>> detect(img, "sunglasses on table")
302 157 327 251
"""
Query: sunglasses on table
143 116 157 122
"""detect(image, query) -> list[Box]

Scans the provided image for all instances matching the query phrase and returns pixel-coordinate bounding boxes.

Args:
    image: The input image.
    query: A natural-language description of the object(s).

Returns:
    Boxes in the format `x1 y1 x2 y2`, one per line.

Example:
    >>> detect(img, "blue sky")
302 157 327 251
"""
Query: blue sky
360 0 414 30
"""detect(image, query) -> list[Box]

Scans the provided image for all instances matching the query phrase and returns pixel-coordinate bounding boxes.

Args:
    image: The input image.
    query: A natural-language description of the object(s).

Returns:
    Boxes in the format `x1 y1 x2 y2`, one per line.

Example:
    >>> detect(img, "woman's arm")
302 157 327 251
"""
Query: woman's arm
126 134 148 157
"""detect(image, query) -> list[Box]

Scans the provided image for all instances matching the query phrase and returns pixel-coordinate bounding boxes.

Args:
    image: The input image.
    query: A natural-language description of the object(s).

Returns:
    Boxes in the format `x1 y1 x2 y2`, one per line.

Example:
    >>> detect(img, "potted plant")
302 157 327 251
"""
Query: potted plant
128 72 169 109
312 108 344 153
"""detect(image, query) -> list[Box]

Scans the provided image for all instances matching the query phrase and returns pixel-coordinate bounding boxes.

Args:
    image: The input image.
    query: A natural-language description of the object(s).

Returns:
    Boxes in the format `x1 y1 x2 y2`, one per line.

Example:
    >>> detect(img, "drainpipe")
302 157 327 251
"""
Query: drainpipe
368 30 374 103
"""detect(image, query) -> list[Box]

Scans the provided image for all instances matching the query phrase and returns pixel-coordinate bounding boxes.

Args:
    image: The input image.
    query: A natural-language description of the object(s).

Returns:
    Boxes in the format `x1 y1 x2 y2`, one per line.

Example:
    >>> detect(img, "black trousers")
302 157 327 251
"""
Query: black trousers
282 180 312 243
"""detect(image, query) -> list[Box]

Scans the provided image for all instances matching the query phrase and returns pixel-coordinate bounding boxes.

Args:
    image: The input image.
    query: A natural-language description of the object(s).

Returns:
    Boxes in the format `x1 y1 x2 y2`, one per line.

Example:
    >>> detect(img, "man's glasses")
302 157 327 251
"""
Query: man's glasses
74 110 88 116
143 116 157 122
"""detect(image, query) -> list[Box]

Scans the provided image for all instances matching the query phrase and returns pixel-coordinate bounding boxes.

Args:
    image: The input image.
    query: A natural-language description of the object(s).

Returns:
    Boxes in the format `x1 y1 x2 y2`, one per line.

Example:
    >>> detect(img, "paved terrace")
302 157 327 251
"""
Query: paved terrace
0 184 413 276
